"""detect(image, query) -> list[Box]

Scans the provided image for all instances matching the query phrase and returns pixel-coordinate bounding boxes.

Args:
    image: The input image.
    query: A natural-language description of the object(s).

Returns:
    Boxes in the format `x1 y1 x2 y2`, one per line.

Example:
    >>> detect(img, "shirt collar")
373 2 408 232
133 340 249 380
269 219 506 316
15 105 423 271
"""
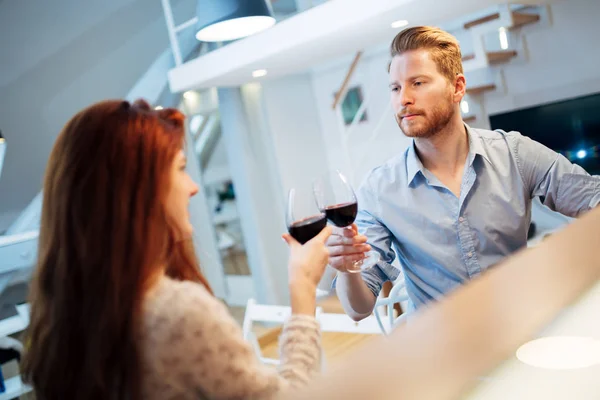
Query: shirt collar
406 123 490 186
465 123 491 165
406 141 424 186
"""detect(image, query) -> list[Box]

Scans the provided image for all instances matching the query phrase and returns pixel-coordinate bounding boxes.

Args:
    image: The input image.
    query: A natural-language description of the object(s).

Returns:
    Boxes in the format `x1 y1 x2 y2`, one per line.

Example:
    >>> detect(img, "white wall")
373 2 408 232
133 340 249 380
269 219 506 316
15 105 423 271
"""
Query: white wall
217 86 291 305
261 73 341 291
310 50 413 187
262 73 331 198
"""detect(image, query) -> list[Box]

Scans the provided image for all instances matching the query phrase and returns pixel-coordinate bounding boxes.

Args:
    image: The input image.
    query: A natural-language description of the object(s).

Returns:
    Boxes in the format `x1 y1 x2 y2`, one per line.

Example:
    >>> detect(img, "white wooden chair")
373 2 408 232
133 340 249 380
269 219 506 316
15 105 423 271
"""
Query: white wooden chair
320 311 388 335
373 278 410 335
242 298 389 367
242 299 323 366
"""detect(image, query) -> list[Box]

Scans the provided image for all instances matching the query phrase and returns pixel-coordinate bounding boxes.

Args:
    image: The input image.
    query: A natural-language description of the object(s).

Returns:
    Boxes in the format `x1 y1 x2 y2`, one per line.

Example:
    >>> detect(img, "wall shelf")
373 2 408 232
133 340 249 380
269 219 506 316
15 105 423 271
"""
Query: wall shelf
487 50 518 64
463 10 540 30
466 83 497 96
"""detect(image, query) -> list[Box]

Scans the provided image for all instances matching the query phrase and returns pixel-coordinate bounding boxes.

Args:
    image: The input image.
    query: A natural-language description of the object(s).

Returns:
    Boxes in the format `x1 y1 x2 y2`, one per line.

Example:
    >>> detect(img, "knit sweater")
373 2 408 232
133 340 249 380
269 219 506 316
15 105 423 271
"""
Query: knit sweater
138 276 322 399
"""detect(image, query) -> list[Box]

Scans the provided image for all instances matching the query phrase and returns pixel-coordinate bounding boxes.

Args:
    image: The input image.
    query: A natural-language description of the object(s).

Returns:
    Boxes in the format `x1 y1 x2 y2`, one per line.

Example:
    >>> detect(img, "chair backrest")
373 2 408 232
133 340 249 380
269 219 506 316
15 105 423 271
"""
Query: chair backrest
0 303 30 338
242 299 323 365
243 299 292 330
0 231 39 297
319 312 385 335
374 278 410 335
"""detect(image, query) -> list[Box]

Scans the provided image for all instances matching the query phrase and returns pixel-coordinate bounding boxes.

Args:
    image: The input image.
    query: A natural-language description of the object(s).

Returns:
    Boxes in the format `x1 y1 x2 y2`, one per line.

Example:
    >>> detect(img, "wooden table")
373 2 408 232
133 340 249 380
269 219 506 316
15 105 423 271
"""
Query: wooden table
258 295 379 364
261 330 378 364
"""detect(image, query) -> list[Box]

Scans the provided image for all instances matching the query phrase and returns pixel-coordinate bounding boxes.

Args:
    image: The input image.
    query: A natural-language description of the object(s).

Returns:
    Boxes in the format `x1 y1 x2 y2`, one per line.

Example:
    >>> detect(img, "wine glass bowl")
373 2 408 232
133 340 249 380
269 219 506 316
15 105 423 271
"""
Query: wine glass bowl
286 188 327 244
313 171 379 273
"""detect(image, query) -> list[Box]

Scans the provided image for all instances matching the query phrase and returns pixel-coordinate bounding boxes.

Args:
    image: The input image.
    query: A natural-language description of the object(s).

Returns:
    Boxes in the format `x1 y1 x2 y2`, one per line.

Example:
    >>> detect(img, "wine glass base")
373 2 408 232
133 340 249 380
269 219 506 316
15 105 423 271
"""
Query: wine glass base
345 251 380 274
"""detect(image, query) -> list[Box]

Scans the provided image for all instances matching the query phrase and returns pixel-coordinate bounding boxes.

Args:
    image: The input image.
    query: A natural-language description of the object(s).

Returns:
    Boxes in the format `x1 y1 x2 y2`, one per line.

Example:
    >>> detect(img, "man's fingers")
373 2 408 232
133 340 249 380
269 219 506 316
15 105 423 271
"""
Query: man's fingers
329 254 366 269
326 234 368 246
331 225 358 238
328 244 371 257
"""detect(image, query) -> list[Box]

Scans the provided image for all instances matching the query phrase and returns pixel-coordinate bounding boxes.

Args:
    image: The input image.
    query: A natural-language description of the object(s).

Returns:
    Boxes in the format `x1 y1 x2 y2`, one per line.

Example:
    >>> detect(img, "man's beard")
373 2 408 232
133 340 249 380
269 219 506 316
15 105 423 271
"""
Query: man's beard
395 99 455 139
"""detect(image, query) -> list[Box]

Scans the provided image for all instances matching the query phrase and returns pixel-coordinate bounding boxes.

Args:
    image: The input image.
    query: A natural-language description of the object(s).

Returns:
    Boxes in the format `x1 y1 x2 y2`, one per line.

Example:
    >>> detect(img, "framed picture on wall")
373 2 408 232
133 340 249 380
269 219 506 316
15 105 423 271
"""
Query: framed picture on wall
334 86 368 125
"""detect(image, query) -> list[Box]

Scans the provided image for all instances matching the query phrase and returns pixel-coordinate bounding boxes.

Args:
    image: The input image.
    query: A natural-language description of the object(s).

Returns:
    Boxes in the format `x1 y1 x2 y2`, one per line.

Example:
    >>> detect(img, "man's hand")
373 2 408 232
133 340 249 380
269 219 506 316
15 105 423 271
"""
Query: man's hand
326 223 372 273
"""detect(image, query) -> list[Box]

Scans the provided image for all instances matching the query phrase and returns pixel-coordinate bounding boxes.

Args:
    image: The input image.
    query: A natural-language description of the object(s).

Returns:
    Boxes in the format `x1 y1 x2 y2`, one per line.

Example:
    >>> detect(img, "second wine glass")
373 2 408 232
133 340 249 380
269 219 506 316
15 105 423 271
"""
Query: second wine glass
313 170 379 273
286 187 327 245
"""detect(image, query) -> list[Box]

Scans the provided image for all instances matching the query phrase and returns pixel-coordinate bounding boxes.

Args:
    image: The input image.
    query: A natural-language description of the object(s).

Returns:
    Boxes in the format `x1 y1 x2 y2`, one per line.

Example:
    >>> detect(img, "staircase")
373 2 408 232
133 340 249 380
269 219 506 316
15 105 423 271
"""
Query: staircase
456 4 550 125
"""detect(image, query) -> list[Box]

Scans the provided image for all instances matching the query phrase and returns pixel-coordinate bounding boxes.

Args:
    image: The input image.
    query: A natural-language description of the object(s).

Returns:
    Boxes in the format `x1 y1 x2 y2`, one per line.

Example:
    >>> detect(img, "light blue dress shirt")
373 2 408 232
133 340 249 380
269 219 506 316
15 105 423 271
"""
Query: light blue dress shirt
343 124 600 309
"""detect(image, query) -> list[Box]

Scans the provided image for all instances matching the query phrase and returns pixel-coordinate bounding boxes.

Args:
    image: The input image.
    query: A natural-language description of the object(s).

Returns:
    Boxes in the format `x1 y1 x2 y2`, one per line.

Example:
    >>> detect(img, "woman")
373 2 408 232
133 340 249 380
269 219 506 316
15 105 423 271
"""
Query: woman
22 99 332 399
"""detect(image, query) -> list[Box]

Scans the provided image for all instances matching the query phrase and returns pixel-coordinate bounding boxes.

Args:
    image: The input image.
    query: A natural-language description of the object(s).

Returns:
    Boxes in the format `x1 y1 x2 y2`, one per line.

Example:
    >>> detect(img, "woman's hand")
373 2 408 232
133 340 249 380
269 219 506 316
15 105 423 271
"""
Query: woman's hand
282 227 332 315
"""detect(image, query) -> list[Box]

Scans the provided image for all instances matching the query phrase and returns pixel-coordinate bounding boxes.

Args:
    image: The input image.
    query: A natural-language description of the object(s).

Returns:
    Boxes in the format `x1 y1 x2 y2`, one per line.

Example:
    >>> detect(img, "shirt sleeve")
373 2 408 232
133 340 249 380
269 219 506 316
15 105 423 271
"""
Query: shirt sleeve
156 283 321 400
507 131 600 217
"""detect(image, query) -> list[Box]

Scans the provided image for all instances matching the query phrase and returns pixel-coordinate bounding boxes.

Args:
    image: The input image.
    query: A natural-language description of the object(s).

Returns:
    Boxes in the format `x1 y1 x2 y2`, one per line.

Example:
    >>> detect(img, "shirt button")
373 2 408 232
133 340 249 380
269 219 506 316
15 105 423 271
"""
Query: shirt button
459 217 465 222
467 252 473 258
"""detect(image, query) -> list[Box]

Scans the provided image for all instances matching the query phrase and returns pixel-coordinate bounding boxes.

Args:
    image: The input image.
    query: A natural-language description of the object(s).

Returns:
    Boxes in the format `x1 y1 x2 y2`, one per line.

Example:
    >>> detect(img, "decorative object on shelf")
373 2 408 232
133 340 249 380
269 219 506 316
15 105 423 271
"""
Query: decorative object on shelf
215 181 235 213
335 86 368 126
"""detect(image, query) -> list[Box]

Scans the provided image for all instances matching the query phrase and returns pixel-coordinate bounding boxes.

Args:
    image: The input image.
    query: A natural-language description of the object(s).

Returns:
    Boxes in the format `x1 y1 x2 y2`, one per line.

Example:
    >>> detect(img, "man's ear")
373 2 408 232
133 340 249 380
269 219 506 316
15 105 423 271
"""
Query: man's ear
454 74 467 103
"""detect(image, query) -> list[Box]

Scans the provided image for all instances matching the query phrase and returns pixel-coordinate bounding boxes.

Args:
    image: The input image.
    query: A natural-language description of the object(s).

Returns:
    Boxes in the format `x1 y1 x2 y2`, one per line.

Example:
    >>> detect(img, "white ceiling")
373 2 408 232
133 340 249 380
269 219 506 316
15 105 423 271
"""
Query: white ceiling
0 0 195 228
169 0 555 92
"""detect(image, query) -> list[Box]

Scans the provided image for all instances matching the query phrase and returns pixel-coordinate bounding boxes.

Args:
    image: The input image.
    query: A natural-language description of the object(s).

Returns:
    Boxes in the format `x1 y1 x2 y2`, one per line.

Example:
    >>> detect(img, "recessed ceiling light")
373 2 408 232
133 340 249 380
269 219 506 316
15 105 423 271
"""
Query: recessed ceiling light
516 336 600 370
391 19 409 29
183 91 195 100
252 69 268 78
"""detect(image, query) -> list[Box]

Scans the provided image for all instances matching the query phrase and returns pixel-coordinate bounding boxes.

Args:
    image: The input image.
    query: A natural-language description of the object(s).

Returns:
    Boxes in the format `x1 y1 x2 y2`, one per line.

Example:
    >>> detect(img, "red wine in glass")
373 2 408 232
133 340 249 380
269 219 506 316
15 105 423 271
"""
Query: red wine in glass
288 214 328 244
314 171 379 273
286 188 327 244
324 201 358 228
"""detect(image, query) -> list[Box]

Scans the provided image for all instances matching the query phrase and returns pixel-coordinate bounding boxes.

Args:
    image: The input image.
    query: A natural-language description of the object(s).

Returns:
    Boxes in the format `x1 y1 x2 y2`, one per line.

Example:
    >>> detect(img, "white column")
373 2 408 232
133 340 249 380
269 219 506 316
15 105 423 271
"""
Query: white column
217 86 289 305
185 128 227 298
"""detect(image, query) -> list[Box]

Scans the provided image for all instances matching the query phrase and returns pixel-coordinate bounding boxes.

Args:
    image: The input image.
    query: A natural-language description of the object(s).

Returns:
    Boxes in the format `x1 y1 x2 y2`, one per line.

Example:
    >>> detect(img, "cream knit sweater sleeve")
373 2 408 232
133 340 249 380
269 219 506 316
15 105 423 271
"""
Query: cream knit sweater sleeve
140 277 322 400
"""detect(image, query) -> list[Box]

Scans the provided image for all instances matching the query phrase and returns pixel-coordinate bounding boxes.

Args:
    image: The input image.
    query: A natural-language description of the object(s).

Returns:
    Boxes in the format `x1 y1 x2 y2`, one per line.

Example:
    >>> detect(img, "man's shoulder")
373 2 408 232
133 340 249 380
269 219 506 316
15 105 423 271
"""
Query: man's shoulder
471 126 516 141
469 126 528 158
471 125 531 145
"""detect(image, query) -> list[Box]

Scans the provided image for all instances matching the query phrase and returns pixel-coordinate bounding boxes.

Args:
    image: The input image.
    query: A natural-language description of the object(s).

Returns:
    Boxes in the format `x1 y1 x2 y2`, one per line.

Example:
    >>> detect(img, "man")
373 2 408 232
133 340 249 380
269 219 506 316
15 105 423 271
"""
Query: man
329 26 600 320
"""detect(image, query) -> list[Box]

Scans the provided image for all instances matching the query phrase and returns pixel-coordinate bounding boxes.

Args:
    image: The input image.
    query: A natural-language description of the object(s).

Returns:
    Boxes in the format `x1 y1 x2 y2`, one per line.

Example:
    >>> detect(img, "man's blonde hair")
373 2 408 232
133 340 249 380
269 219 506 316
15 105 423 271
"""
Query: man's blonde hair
389 26 463 82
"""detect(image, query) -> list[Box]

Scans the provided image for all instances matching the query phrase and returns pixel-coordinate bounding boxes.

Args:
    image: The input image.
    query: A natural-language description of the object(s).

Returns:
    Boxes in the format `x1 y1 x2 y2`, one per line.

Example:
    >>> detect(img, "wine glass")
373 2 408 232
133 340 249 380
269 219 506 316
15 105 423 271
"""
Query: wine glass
286 187 327 245
313 170 379 273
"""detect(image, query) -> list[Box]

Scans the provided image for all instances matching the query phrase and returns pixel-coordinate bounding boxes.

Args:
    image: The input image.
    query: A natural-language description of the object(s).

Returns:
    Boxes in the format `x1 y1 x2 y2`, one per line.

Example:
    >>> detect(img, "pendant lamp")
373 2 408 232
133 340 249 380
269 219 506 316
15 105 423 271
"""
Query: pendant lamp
196 0 276 42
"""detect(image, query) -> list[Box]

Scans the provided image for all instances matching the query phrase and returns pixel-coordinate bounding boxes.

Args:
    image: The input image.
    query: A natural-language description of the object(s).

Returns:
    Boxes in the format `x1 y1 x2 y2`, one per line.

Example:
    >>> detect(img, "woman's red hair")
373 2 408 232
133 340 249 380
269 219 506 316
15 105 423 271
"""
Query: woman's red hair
22 99 211 400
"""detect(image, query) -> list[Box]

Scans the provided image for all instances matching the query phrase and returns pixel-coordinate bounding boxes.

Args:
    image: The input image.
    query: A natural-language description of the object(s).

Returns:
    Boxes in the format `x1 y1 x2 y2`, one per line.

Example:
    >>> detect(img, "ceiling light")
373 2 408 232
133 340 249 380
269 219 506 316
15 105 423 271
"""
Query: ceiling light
499 27 509 50
252 69 268 78
391 19 409 29
195 0 275 42
461 100 470 114
154 106 164 110
183 91 195 100
516 336 600 370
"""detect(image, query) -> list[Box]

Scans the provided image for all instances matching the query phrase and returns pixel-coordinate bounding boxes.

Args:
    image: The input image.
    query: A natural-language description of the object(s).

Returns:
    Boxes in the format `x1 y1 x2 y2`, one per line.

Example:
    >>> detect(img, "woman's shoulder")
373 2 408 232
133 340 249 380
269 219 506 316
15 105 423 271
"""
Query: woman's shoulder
142 276 228 334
